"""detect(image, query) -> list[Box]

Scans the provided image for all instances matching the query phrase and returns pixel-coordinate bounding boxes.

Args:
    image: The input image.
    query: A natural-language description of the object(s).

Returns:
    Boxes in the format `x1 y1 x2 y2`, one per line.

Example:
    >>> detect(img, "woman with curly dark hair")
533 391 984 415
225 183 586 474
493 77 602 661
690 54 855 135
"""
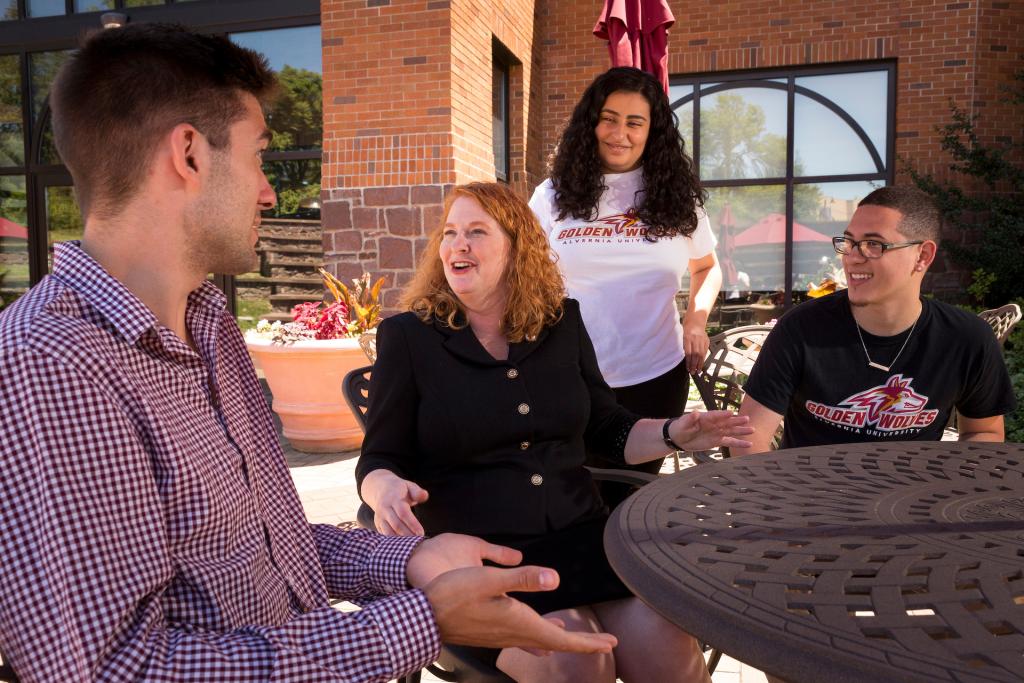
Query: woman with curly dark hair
530 66 722 481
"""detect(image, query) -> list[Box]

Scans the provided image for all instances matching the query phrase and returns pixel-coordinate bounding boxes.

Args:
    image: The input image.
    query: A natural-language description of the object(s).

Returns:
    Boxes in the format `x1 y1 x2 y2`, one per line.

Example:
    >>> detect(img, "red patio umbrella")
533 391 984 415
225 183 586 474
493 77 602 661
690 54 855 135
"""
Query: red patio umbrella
0 216 27 240
734 213 830 246
593 0 675 95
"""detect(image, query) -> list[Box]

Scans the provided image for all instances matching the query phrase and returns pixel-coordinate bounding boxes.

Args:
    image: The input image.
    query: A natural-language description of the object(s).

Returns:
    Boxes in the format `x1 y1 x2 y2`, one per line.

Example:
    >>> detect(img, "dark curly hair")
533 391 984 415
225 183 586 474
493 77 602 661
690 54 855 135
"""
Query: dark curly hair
549 67 705 241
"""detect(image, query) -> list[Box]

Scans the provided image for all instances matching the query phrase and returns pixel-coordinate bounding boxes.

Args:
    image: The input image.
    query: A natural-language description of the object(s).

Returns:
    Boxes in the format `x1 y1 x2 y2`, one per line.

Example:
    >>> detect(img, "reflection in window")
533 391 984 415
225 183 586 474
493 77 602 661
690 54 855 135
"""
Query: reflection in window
74 0 114 12
228 25 323 328
0 175 28 305
794 95 879 176
672 64 893 315
668 84 693 149
262 159 320 217
45 185 83 272
791 180 880 295
699 88 787 180
125 0 165 6
492 51 509 182
2 0 18 20
706 186 787 298
0 54 23 166
26 0 64 17
796 71 887 163
29 51 71 125
231 26 322 155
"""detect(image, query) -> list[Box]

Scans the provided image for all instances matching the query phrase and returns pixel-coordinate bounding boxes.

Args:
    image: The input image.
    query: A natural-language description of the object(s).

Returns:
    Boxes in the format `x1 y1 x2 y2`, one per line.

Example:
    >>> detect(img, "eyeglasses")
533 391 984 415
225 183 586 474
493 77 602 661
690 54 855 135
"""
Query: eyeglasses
832 236 923 259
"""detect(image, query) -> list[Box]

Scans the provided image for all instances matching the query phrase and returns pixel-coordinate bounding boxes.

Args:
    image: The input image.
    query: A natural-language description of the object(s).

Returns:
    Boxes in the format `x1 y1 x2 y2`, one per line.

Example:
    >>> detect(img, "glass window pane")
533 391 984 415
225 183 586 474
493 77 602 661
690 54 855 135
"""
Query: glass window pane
1 0 18 20
0 54 23 166
796 71 888 171
705 184 787 303
793 94 879 177
791 180 882 295
45 185 83 272
699 86 787 180
492 61 508 180
124 0 164 6
74 0 114 11
29 51 72 126
26 0 64 17
670 85 693 152
0 175 28 305
263 159 320 218
231 27 322 153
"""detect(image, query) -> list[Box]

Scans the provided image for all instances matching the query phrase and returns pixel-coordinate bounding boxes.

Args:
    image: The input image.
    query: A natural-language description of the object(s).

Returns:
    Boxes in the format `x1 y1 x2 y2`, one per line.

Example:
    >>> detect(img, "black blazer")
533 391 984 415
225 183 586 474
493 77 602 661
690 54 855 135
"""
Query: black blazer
355 299 638 539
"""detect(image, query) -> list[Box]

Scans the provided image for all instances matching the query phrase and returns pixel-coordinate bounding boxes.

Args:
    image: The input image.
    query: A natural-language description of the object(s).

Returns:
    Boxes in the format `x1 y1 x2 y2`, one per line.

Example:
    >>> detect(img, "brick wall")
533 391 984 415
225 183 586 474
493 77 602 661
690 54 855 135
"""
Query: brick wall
537 0 1021 182
320 0 537 308
320 0 1022 305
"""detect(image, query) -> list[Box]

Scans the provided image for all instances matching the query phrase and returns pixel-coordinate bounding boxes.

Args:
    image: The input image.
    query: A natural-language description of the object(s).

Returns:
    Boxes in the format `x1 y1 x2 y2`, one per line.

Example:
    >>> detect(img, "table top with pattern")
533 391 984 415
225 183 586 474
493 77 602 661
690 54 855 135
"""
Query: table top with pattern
604 441 1024 683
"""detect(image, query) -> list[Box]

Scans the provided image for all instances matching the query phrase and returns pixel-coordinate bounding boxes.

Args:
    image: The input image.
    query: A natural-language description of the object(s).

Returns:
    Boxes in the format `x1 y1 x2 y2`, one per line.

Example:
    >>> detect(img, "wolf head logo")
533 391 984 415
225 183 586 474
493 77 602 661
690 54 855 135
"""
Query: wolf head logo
841 375 927 424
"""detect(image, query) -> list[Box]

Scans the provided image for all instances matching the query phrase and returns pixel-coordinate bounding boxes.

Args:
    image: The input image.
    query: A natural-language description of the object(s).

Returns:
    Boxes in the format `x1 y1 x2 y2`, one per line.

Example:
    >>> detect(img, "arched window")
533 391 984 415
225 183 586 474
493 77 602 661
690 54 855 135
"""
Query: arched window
672 63 895 323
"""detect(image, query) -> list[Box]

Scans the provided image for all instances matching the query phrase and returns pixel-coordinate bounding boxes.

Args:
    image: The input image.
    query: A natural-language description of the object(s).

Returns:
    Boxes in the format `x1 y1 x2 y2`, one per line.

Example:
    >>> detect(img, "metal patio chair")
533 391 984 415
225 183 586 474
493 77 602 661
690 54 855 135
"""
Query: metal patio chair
978 303 1021 346
690 324 782 462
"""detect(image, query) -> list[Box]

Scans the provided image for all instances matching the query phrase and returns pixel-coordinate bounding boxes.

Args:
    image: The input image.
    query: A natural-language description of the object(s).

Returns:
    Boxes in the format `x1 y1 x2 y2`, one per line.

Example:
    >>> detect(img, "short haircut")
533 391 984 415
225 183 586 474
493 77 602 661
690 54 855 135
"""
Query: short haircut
859 186 940 242
50 23 277 218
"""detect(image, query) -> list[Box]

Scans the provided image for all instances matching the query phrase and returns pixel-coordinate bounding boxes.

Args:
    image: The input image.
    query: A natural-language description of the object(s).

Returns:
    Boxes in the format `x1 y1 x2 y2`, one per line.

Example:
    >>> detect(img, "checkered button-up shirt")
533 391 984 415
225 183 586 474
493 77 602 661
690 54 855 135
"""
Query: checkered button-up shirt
0 242 440 682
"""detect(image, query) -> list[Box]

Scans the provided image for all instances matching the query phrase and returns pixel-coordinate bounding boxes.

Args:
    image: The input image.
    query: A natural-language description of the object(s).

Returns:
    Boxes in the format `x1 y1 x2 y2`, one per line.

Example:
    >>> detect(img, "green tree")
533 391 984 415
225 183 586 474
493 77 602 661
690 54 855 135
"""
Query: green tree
264 66 322 216
697 93 822 225
909 69 1024 306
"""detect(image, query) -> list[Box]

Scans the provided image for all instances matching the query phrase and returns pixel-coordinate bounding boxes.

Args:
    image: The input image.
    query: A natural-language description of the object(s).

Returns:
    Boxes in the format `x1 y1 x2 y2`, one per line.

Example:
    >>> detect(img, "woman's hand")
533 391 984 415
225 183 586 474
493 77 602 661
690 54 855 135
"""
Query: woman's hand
361 469 429 536
682 321 710 374
669 410 753 452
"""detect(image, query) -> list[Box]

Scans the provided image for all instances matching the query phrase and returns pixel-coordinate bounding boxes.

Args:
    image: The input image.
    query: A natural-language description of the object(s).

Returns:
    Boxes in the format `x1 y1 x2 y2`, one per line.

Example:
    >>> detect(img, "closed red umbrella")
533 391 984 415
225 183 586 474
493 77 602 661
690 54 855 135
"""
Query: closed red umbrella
593 0 675 95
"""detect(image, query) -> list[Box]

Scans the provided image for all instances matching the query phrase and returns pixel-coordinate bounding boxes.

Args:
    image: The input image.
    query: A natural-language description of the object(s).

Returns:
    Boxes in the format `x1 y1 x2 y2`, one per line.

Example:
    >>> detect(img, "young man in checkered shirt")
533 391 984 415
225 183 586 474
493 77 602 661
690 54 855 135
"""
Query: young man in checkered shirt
0 24 615 682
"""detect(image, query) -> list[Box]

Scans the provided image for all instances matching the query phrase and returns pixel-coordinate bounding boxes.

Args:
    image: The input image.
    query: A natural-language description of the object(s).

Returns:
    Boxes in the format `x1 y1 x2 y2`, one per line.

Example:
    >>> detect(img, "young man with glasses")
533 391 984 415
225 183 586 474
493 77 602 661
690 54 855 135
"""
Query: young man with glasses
732 186 1014 455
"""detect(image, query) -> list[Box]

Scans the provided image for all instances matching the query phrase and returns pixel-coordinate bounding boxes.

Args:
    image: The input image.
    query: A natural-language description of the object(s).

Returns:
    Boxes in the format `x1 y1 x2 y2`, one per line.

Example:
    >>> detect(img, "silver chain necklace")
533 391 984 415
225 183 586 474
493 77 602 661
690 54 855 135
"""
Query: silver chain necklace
854 318 918 372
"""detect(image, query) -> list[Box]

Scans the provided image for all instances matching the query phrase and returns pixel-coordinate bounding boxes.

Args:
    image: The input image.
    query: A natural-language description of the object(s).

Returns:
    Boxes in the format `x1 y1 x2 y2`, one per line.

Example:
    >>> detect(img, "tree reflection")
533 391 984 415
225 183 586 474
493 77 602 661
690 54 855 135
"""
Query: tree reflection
264 65 322 216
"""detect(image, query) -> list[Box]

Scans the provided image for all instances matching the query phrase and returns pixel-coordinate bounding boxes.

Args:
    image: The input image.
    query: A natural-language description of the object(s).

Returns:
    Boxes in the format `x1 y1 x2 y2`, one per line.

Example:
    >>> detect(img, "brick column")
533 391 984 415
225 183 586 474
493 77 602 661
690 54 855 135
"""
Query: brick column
319 0 539 309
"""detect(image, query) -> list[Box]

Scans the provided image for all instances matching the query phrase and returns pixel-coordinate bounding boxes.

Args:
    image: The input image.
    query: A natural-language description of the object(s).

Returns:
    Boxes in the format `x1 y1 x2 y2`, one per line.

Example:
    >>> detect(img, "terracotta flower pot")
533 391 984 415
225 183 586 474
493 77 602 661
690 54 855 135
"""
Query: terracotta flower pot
246 336 367 453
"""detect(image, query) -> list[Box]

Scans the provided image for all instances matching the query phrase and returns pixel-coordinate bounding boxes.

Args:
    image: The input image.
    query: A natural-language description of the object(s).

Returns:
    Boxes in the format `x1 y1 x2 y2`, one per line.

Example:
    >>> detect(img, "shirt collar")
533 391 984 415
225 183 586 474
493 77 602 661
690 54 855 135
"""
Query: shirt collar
51 241 227 346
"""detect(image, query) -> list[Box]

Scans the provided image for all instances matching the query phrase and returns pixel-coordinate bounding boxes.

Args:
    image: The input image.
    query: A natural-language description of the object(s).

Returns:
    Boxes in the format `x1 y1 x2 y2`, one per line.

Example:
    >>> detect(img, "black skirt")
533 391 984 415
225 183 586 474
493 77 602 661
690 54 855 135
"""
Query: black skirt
487 515 632 615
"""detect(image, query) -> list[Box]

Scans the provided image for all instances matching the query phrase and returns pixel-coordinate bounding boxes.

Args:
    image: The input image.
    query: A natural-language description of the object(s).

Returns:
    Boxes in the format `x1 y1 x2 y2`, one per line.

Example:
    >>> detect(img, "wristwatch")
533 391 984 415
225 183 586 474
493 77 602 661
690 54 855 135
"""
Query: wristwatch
662 416 684 451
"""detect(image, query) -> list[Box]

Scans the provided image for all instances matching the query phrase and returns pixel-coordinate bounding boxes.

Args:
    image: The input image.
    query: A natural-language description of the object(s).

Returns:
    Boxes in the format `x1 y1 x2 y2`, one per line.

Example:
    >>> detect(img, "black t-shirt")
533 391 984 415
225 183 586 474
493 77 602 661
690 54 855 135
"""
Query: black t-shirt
744 291 1016 448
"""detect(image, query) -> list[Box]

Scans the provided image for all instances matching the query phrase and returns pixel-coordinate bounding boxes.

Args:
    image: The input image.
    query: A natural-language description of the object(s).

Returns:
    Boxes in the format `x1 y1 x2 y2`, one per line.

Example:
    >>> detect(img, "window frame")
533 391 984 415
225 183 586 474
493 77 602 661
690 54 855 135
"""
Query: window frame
670 60 896 307
0 0 321 309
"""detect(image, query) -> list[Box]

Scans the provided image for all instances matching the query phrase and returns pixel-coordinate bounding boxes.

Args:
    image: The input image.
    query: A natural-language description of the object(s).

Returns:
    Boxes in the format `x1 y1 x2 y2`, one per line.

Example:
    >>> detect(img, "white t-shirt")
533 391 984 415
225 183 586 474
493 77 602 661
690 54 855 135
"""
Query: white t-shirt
529 167 715 387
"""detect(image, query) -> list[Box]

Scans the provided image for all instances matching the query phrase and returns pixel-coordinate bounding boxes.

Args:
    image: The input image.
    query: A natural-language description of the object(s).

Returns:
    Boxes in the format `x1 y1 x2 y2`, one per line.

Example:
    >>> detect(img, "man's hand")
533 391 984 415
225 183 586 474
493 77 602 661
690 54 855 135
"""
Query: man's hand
361 469 428 536
407 533 522 589
669 410 754 452
424 565 618 653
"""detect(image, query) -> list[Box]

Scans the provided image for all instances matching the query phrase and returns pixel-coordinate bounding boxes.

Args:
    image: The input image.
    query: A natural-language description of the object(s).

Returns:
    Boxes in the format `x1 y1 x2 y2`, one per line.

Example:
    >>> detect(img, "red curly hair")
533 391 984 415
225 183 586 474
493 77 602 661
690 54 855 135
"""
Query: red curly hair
402 182 565 342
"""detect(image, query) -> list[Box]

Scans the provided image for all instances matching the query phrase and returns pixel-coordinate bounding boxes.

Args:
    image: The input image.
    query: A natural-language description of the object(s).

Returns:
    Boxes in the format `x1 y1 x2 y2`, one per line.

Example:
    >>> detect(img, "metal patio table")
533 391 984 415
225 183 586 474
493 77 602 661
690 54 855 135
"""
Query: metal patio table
604 441 1024 683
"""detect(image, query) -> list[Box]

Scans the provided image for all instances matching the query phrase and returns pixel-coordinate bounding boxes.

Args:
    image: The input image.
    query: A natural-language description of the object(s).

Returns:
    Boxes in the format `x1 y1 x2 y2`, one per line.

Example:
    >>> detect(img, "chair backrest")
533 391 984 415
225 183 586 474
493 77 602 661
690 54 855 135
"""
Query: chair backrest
358 330 378 363
342 365 372 433
692 324 782 455
0 653 18 683
978 303 1022 346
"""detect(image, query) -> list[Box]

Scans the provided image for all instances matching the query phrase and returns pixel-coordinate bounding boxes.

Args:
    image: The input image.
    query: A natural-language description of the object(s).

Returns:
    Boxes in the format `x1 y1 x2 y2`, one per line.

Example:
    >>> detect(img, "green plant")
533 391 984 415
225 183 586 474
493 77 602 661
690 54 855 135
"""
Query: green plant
321 269 384 336
909 69 1024 307
1002 319 1024 443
